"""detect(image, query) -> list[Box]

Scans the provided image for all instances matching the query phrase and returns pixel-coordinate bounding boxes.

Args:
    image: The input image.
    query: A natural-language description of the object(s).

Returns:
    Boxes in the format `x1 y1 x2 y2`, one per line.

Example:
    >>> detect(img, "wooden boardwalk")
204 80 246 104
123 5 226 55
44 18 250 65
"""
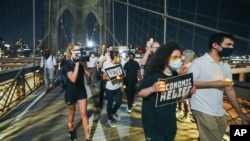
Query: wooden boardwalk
0 81 235 141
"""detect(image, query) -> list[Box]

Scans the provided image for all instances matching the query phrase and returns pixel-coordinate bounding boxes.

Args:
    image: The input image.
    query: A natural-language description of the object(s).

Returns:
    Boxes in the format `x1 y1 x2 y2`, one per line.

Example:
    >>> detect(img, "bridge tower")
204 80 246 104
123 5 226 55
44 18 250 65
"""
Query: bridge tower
43 0 111 53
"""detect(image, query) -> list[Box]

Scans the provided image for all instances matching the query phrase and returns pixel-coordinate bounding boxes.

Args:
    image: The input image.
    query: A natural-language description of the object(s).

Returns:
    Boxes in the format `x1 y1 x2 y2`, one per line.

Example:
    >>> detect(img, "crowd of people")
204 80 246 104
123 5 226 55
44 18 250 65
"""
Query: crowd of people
40 32 250 141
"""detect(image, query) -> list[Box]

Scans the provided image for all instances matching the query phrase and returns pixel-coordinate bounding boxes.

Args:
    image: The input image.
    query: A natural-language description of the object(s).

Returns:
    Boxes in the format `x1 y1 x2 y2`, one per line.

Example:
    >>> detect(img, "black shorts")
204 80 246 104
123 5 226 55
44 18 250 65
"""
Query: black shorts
65 85 87 105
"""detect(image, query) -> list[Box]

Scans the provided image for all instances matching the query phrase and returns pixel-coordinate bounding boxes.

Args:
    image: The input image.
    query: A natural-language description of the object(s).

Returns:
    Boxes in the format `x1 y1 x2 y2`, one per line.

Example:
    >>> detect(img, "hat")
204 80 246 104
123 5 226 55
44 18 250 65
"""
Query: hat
44 48 50 52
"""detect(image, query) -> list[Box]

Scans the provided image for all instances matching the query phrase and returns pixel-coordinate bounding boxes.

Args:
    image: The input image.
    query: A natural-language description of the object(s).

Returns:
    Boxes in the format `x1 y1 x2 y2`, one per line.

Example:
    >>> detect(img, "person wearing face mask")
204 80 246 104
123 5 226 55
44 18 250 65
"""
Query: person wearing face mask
63 43 91 141
176 50 197 123
86 52 98 86
137 42 196 141
187 33 250 141
102 51 123 128
123 53 142 112
40 48 57 93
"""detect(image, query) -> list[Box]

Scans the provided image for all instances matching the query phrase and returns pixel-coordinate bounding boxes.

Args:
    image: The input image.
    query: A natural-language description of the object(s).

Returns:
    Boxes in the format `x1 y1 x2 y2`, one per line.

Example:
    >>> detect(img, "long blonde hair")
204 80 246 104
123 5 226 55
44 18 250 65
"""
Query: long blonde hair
65 43 80 60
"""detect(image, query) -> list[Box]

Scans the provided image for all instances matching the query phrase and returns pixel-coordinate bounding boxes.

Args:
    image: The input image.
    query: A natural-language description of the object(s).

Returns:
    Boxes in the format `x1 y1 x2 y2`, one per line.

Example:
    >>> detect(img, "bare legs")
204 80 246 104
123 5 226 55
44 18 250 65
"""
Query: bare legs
67 99 90 140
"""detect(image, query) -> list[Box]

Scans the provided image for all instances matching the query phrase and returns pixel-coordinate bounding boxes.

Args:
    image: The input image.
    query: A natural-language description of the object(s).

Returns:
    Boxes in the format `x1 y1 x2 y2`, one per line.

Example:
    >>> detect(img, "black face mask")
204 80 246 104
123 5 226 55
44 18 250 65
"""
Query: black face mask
44 53 51 59
218 47 233 57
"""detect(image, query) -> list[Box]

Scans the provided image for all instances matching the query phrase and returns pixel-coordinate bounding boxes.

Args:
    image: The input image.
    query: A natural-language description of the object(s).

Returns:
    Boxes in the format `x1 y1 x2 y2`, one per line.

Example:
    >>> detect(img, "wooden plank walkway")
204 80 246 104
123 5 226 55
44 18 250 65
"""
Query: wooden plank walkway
0 81 236 141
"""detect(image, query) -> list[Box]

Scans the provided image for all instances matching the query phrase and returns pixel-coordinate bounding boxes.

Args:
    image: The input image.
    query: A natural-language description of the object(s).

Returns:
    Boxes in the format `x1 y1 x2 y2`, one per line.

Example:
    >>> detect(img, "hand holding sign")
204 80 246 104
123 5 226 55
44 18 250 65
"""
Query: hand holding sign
152 81 166 93
104 64 125 81
155 73 194 107
116 75 122 80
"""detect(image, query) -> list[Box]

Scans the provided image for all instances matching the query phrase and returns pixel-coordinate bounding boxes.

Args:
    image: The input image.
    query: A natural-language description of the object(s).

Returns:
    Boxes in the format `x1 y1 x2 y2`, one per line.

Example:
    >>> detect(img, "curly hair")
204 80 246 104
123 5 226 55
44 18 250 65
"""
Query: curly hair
144 41 181 76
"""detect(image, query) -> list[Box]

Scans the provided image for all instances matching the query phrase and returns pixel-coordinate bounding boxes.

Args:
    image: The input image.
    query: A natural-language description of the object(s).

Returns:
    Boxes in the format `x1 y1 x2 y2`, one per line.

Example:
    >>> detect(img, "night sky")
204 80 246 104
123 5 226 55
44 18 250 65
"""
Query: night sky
0 0 43 48
1 0 250 55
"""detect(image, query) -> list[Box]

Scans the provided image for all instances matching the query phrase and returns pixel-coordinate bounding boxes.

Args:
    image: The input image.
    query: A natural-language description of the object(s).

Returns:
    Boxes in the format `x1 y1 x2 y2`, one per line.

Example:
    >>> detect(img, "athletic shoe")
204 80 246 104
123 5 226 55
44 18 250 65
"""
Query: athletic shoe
107 120 116 128
67 130 77 140
127 109 132 113
112 113 121 121
51 82 56 88
45 88 49 93
132 103 136 106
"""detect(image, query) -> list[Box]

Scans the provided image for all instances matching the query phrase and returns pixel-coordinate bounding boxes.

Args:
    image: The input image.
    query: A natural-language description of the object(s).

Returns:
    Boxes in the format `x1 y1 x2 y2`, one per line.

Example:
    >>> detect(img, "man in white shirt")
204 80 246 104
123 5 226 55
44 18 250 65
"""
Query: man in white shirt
86 52 98 85
40 48 57 93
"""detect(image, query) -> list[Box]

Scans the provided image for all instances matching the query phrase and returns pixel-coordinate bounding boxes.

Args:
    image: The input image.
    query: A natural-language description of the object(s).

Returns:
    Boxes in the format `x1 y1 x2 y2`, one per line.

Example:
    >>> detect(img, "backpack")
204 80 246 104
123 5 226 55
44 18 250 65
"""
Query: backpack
59 68 68 90
59 60 73 90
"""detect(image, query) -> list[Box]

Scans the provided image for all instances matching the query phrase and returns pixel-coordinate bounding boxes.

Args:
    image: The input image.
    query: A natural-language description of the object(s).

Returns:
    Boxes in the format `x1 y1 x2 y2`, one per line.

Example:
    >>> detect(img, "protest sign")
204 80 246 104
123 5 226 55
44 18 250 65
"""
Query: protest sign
104 64 125 81
155 73 193 107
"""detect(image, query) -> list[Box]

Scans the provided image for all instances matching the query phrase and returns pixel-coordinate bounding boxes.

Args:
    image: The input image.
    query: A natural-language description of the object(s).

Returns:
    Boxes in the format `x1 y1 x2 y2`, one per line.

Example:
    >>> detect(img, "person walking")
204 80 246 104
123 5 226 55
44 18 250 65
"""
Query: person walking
123 52 142 112
188 33 250 141
97 45 113 109
176 50 197 123
63 43 91 141
86 51 98 86
40 48 57 93
137 42 193 141
102 50 123 128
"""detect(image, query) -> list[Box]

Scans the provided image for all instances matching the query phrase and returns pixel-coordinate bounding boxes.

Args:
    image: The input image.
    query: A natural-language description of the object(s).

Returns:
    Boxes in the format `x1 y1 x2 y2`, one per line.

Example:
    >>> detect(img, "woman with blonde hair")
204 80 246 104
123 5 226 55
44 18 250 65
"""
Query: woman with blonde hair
63 43 91 141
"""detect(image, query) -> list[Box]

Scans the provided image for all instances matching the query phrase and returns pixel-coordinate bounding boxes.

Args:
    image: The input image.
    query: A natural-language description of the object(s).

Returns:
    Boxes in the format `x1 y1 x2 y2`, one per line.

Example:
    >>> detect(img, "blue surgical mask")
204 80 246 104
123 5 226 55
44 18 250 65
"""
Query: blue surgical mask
169 59 182 71
218 47 233 57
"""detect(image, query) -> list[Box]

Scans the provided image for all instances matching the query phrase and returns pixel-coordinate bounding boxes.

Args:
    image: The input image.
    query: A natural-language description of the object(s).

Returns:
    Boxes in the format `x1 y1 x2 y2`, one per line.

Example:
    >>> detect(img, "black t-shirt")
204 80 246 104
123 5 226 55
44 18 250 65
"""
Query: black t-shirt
63 60 86 94
137 71 178 136
124 60 140 83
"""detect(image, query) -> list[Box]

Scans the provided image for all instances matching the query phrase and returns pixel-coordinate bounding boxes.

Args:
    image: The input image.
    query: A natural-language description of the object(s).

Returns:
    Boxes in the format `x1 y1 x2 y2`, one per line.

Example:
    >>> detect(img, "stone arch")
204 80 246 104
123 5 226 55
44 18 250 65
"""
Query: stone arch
44 0 111 53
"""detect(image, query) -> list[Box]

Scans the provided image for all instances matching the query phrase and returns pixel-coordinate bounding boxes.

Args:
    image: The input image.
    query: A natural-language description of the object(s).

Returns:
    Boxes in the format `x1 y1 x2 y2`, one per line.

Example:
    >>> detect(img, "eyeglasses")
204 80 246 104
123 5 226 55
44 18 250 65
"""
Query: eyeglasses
169 56 181 61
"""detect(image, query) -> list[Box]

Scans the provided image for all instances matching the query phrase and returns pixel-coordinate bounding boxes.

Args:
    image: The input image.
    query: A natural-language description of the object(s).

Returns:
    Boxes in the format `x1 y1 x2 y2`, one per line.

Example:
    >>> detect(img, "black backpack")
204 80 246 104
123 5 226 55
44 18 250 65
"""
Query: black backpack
59 60 73 90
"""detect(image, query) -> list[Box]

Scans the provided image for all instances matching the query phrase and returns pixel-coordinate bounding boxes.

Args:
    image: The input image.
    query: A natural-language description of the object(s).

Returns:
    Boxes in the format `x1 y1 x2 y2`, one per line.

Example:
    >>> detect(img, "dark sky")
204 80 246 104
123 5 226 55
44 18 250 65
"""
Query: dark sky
0 0 43 48
1 0 249 55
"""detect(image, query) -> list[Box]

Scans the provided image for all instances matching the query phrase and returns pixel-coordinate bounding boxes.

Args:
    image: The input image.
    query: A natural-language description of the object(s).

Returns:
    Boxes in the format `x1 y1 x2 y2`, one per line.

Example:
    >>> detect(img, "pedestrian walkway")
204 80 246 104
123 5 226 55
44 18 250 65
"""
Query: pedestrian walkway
0 81 234 141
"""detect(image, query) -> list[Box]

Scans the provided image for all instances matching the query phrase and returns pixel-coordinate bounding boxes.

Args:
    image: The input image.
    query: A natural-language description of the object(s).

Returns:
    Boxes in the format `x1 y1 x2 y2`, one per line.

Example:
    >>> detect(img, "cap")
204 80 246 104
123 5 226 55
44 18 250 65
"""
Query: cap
44 48 51 52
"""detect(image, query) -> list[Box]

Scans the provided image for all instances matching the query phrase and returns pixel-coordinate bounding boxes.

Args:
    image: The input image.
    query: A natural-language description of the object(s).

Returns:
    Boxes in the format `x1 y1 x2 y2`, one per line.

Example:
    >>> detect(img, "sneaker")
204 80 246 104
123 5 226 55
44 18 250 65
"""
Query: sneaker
112 113 121 121
127 109 132 113
67 130 77 140
178 116 191 123
45 88 49 93
132 103 136 106
107 120 116 127
93 114 100 121
52 82 56 88
176 110 184 118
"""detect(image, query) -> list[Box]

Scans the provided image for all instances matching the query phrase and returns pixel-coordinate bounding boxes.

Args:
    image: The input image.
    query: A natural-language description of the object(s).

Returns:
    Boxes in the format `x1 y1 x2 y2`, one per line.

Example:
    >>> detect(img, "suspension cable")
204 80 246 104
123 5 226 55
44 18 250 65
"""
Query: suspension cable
114 0 250 42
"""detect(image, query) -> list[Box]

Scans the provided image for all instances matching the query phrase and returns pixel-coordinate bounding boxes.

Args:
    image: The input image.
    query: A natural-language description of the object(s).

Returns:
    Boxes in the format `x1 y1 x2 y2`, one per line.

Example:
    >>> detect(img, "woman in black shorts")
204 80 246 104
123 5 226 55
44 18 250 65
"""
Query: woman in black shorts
63 43 91 141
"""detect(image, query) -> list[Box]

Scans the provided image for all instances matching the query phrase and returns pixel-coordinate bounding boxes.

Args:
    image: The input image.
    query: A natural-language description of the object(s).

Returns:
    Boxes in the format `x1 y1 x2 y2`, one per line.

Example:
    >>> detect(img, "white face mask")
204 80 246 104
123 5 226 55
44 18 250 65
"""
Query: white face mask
169 59 182 71
91 54 95 57
74 50 82 57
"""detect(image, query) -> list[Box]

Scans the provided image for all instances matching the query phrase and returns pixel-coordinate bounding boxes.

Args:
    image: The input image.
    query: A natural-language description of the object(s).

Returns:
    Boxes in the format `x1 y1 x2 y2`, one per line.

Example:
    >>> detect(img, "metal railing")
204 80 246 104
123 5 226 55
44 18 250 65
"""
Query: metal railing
0 65 43 116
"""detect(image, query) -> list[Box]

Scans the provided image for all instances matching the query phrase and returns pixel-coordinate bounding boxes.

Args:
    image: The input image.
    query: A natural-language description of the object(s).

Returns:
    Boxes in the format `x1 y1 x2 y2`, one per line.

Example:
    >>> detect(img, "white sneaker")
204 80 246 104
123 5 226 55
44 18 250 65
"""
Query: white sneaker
112 114 121 121
107 120 116 128
127 109 132 113
132 103 136 106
